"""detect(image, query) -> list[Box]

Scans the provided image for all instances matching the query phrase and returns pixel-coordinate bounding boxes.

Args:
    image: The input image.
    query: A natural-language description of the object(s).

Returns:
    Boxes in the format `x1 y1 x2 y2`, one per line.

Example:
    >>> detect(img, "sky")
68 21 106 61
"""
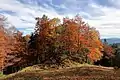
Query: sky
0 0 120 39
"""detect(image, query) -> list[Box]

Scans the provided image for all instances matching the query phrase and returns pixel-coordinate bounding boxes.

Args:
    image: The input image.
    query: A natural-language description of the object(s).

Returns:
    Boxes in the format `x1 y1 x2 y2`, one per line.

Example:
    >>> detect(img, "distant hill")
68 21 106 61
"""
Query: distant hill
101 38 120 44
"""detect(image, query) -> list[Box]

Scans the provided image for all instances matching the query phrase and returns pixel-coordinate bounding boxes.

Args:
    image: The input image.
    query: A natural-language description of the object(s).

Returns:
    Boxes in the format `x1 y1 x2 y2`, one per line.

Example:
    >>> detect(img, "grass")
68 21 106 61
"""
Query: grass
0 60 118 80
0 64 120 80
0 72 5 78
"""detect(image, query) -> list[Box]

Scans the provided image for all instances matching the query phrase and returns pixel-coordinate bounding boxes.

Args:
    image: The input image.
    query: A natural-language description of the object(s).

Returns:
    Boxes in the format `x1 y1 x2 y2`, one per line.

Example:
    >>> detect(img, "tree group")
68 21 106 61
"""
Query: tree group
0 15 106 74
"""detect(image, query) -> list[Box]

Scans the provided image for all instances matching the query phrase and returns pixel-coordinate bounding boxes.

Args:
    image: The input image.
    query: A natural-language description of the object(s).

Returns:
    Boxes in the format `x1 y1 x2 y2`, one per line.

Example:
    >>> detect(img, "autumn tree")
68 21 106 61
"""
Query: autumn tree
0 27 8 71
31 15 103 65
94 39 114 66
0 15 13 71
1 14 104 74
87 28 103 63
57 15 103 63
3 31 30 74
0 15 28 74
30 15 61 65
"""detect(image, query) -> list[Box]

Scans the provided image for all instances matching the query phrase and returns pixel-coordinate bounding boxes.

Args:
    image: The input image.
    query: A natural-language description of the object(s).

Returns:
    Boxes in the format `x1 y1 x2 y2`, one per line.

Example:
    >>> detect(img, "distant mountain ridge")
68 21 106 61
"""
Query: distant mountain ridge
101 38 120 44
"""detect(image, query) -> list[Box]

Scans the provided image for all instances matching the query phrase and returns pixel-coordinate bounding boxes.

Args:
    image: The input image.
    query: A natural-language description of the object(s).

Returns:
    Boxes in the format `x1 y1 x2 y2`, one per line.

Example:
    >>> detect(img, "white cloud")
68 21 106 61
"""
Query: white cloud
0 0 64 34
83 2 120 38
0 0 120 38
109 0 120 8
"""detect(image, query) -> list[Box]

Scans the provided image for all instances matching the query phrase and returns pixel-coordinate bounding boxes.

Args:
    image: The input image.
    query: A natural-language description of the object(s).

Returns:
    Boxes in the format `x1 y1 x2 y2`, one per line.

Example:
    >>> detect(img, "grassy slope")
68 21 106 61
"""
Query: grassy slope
0 64 120 80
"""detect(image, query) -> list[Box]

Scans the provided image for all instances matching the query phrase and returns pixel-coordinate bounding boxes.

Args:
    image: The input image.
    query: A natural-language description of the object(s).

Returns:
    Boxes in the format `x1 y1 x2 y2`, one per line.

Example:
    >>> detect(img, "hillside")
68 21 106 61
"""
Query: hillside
0 65 120 80
101 38 120 44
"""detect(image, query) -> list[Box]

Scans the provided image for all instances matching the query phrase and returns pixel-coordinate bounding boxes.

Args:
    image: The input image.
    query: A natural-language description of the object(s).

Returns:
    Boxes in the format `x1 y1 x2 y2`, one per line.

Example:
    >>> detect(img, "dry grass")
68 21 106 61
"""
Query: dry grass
0 64 120 80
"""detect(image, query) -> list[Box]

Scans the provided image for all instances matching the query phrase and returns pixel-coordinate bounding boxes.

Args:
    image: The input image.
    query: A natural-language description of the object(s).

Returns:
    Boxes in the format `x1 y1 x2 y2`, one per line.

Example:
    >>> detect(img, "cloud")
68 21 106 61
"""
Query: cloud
85 3 120 38
0 0 120 38
0 0 63 34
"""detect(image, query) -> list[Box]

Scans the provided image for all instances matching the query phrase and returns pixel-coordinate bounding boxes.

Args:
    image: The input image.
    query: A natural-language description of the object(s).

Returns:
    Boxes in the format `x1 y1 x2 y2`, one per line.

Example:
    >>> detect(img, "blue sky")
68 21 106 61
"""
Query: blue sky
0 0 120 38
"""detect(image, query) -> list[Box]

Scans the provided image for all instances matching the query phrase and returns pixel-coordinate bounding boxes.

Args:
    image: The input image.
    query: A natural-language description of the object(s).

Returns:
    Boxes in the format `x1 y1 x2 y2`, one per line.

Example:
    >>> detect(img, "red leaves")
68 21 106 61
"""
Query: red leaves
58 16 103 61
103 44 114 57
0 28 11 70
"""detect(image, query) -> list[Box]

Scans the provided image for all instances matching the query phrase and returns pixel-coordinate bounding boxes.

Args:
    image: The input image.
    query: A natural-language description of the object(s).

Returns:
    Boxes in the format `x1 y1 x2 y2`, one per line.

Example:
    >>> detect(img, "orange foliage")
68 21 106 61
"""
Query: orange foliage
59 15 103 61
0 15 104 73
